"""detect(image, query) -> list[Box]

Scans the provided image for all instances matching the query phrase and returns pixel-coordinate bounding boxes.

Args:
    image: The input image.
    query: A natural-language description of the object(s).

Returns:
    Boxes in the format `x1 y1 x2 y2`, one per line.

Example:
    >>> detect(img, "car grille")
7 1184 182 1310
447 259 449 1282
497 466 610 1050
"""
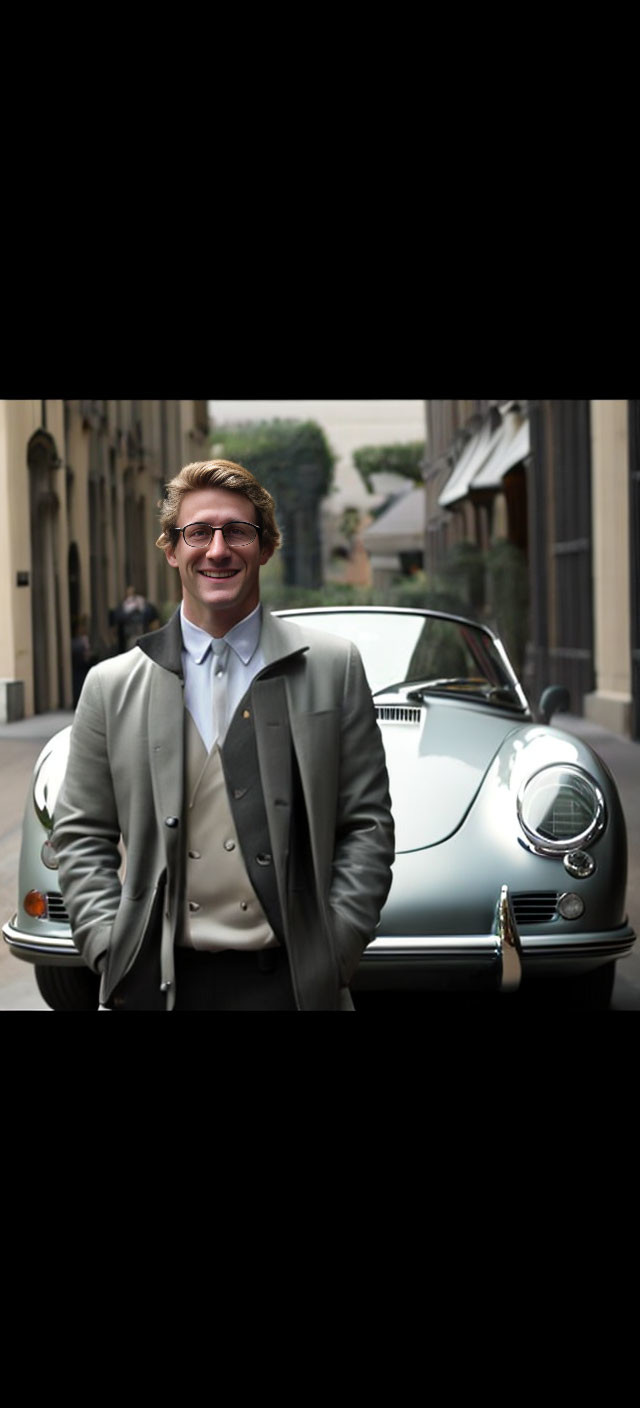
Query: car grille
375 704 422 724
512 892 559 924
44 893 70 925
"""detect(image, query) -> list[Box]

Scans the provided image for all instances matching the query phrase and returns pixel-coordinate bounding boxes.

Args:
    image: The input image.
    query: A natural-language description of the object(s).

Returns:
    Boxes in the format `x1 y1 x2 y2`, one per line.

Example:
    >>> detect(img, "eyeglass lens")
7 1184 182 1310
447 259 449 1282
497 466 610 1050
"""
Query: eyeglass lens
182 522 257 547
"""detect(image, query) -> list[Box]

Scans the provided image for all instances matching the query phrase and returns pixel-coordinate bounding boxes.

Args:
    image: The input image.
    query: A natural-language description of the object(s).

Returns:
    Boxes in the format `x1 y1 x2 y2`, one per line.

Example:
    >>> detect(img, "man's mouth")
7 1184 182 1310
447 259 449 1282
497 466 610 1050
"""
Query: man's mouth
199 570 238 579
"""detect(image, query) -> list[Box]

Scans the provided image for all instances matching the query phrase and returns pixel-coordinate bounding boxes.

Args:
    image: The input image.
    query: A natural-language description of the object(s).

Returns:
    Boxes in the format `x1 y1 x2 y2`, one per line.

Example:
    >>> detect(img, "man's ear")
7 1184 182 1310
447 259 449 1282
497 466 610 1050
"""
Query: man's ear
164 542 179 569
260 544 275 567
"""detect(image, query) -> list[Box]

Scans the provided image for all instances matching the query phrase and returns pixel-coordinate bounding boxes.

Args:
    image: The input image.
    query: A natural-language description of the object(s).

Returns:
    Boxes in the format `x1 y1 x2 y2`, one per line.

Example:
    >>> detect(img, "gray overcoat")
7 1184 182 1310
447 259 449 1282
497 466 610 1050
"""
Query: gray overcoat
52 607 395 1010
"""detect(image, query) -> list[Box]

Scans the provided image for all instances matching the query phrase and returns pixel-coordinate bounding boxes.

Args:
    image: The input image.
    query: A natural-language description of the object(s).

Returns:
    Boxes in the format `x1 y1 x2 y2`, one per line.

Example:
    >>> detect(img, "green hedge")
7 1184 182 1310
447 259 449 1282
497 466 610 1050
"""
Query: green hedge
209 418 335 588
353 441 426 493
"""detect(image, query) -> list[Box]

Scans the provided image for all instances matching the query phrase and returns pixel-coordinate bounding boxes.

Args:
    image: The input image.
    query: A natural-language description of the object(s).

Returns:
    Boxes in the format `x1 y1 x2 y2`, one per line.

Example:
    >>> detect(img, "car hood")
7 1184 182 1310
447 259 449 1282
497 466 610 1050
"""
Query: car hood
377 700 523 853
39 709 598 863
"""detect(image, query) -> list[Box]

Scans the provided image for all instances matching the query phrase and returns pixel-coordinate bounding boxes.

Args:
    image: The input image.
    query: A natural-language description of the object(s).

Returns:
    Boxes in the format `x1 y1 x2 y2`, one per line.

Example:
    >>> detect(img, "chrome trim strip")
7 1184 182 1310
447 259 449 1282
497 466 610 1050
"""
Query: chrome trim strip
365 937 502 954
363 925 635 964
2 917 80 959
520 930 635 959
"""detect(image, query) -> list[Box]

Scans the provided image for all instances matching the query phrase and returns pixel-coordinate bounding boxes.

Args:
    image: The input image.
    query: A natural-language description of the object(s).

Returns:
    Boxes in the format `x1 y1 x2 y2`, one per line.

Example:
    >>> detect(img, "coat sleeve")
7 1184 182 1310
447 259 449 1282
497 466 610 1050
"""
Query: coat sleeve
51 667 122 973
328 643 395 984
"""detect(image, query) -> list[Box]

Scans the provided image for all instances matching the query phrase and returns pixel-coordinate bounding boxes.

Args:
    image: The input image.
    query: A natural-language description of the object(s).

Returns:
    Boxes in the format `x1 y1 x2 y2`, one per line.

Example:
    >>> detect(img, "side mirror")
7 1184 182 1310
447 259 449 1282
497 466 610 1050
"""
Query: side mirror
538 685 570 724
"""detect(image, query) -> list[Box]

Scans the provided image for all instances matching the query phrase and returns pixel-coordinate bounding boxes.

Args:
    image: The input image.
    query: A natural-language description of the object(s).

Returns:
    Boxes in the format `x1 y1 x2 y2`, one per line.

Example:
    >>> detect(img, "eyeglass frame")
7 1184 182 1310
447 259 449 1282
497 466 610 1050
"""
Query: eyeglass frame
172 520 263 548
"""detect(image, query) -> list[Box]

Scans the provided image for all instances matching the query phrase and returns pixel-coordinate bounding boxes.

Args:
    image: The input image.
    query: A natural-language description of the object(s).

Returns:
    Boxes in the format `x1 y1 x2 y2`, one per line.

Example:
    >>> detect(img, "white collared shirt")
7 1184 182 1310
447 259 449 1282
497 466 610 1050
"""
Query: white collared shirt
180 602 266 751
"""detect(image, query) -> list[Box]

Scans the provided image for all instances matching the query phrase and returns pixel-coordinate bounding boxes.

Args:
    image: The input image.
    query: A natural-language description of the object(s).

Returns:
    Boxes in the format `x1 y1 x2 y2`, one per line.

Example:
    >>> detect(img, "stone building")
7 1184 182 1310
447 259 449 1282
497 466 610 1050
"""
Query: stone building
0 399 208 719
424 398 639 741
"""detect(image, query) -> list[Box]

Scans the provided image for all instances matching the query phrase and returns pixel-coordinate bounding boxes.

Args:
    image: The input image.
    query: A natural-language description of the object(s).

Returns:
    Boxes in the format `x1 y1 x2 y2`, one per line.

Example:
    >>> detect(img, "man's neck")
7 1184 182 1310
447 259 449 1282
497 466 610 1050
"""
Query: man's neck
180 599 262 640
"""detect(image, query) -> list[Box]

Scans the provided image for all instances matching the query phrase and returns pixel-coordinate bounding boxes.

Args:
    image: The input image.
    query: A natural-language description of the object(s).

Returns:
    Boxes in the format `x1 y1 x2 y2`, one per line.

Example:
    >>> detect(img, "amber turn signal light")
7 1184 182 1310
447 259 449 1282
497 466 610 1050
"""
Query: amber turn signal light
23 889 48 918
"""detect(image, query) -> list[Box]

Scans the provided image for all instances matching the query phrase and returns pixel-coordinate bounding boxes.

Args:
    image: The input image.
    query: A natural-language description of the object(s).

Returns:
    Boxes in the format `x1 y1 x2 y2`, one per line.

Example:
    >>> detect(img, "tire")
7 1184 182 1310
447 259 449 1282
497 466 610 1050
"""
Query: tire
35 964 101 1012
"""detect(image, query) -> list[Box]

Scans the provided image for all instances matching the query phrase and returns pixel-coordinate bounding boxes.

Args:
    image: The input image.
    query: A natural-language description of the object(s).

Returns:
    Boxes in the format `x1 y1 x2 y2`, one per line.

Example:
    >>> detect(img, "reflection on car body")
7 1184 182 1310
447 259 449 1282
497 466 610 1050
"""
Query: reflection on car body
2 606 636 1010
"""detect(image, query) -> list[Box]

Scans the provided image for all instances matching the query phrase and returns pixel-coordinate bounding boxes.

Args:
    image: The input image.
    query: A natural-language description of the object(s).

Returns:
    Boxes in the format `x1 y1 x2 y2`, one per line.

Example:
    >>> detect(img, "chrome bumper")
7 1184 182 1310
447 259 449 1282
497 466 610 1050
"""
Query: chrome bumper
359 883 636 990
361 883 523 992
2 915 82 966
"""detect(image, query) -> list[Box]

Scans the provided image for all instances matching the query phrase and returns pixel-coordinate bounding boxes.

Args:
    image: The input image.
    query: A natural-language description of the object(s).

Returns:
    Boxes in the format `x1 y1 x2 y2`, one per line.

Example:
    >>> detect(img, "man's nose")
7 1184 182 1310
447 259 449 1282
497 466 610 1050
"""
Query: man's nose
205 528 231 557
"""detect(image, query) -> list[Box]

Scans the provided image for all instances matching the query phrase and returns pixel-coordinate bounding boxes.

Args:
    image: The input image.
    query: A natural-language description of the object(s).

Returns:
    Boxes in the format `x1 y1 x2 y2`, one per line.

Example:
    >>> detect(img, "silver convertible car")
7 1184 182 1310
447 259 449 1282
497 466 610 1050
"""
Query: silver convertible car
3 606 636 1010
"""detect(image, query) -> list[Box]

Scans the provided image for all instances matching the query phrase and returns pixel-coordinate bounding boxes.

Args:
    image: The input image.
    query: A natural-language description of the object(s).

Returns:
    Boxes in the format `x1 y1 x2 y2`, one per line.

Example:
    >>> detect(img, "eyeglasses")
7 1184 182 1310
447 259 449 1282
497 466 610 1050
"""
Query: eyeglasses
175 520 262 548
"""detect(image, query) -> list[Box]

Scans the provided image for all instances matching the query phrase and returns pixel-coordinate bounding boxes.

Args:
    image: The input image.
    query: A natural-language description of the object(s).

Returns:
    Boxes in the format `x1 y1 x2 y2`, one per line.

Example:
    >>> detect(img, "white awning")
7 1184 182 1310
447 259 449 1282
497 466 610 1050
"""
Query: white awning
471 408 530 490
362 485 425 555
438 414 503 508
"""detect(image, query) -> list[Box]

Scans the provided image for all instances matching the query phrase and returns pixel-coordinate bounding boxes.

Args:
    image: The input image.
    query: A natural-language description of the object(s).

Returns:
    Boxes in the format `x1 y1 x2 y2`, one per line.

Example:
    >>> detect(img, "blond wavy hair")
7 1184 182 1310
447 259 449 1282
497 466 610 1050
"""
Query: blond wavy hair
156 459 282 554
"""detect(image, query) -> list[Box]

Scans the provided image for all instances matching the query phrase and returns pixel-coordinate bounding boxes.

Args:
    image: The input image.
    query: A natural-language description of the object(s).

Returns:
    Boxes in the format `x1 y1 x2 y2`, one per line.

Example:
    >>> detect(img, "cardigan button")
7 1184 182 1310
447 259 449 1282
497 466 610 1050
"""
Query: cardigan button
165 816 179 828
256 853 272 866
160 980 172 992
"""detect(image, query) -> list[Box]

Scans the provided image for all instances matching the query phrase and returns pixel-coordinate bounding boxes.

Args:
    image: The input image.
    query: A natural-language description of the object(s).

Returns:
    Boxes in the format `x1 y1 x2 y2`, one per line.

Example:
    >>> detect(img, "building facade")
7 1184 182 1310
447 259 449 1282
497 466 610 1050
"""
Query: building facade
424 398 639 741
0 399 208 719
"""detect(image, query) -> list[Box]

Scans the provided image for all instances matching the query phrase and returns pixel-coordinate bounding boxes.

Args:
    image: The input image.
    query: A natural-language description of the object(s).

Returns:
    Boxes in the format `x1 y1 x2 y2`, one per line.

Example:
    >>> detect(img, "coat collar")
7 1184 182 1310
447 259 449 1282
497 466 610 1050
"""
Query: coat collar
259 606 310 669
137 604 309 677
137 607 184 674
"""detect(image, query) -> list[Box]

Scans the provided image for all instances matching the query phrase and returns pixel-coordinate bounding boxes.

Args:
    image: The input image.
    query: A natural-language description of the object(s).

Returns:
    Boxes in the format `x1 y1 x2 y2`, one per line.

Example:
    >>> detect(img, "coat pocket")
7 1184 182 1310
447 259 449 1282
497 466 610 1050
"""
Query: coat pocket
328 905 369 988
102 872 167 1009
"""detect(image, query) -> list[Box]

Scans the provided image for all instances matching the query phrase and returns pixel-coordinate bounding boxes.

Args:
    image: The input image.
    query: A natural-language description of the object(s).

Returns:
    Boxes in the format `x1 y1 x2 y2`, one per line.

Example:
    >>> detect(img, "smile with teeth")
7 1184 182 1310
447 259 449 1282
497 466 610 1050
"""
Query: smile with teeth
200 569 239 578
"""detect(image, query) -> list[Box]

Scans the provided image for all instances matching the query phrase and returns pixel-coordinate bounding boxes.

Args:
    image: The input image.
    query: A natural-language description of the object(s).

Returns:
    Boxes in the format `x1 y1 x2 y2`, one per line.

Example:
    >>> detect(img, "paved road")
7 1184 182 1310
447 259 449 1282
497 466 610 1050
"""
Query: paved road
1 708 639 1011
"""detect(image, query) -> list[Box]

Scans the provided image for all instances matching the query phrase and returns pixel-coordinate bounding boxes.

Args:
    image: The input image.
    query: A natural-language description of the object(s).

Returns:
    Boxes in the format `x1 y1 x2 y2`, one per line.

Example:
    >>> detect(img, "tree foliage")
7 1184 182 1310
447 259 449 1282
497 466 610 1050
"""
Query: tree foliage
209 418 335 588
352 441 426 492
210 418 335 506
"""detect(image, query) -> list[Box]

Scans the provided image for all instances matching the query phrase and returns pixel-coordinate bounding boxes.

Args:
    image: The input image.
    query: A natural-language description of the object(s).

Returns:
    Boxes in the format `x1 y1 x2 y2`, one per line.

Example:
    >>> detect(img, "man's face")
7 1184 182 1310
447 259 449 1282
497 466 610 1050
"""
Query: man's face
164 486 273 634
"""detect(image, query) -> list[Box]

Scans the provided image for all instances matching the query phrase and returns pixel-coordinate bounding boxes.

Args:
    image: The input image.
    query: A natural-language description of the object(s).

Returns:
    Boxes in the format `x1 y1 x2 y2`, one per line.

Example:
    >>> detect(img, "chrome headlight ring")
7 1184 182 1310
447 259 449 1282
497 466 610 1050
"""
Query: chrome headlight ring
516 763 606 858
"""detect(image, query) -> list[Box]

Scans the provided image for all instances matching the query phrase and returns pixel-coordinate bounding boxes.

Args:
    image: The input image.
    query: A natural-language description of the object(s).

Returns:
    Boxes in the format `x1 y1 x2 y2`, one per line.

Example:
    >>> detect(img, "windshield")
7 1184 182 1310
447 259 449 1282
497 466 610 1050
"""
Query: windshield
279 609 529 710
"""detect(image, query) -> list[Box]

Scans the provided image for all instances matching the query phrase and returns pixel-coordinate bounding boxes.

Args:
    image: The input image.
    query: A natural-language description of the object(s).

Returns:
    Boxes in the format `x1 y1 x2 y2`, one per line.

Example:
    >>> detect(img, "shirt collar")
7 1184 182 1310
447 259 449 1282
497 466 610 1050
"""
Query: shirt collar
180 602 263 666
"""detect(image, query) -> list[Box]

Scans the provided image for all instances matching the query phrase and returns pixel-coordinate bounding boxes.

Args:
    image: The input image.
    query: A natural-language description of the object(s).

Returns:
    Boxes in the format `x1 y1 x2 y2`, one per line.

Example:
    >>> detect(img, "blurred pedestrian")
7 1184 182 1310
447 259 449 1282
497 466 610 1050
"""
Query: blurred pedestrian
70 614 92 707
112 585 159 652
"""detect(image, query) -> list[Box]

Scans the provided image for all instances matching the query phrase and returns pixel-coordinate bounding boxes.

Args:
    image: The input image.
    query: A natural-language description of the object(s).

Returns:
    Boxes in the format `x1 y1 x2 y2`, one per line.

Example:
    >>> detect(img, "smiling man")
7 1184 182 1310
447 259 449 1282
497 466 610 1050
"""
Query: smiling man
52 458 395 1011
164 482 272 633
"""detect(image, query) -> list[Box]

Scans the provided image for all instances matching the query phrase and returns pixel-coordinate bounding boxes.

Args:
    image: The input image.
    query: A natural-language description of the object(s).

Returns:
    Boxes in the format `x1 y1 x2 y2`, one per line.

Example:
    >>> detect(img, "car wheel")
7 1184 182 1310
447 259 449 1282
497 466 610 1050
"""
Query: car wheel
35 964 100 1012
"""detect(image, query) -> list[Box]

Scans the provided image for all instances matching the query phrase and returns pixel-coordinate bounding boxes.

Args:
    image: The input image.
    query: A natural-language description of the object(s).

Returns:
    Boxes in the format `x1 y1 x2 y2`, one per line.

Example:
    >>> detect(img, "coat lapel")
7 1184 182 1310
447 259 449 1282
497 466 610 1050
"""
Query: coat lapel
140 611 185 849
251 675 293 912
259 611 339 886
258 608 310 670
137 608 183 674
147 666 185 828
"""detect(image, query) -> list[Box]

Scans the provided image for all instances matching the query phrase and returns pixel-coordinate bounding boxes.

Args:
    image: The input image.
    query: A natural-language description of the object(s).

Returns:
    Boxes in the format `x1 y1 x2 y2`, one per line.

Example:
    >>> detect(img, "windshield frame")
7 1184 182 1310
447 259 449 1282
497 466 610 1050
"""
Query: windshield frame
276 606 531 713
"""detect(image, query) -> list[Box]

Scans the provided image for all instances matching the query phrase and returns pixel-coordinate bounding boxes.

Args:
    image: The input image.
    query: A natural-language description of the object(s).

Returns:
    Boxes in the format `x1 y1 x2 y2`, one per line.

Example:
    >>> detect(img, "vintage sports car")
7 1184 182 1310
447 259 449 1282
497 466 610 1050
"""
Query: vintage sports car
3 606 636 1010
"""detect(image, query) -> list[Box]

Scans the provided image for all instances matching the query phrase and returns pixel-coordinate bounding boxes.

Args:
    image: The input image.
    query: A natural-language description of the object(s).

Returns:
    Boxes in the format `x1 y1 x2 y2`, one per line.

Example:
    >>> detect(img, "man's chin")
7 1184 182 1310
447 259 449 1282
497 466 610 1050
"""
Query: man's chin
199 577 240 600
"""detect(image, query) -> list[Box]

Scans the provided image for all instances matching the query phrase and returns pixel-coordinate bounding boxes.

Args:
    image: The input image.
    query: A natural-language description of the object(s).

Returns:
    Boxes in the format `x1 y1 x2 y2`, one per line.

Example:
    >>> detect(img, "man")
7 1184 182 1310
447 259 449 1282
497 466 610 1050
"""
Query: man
111 585 160 653
52 459 395 1010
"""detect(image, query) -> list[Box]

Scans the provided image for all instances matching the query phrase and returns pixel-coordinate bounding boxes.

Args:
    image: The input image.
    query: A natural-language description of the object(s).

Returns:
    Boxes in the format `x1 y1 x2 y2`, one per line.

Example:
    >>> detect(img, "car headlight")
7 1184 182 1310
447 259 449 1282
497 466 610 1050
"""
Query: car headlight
517 764 605 856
